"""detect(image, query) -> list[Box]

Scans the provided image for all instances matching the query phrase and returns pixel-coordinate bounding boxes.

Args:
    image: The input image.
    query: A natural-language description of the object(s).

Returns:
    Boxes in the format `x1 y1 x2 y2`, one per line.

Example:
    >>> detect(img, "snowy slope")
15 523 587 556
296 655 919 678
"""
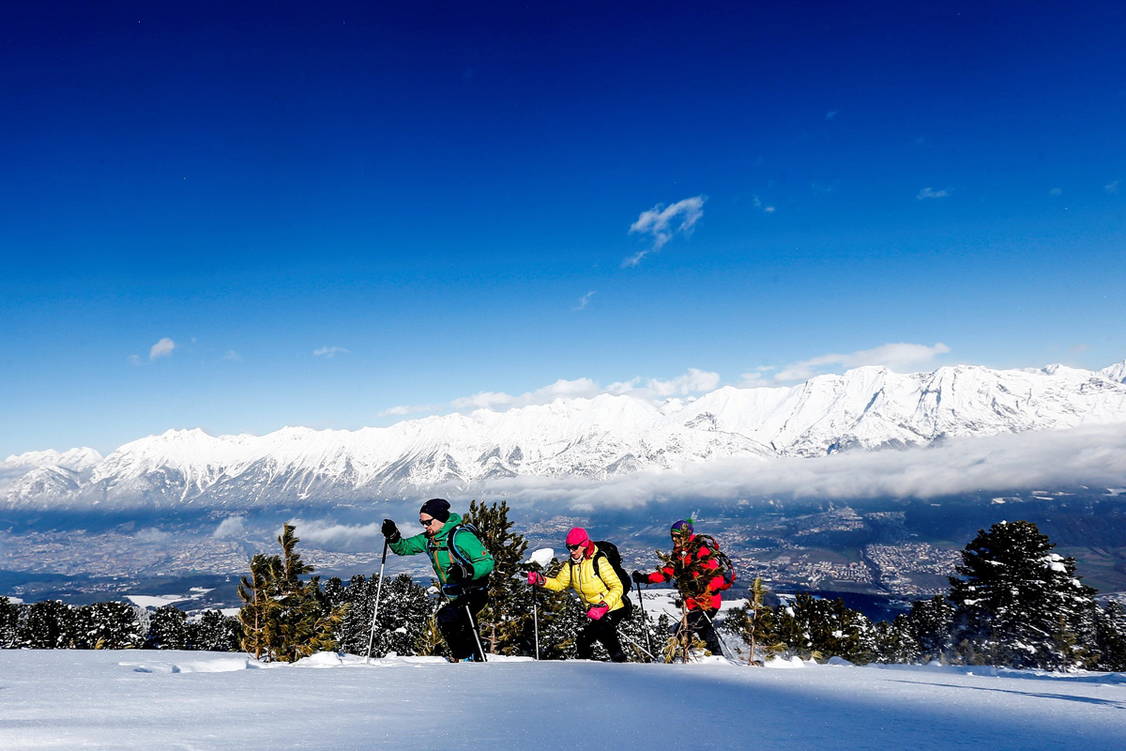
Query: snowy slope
4 361 1126 508
0 650 1124 750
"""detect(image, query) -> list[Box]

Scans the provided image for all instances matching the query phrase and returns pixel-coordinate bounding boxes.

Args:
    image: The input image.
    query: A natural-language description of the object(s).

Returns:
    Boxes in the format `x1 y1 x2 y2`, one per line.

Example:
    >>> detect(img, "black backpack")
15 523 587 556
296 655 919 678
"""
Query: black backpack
592 540 632 595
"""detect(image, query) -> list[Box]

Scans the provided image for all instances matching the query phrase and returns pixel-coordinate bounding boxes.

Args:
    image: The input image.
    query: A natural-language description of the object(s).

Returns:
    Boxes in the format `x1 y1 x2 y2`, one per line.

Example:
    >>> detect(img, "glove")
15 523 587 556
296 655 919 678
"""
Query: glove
631 570 649 585
586 602 609 620
684 597 697 610
381 519 400 543
527 571 545 586
448 561 470 582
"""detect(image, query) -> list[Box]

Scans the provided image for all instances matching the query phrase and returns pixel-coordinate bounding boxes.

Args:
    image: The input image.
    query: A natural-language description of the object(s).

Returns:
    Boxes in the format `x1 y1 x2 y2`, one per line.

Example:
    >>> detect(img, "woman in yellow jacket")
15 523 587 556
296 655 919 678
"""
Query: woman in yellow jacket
526 527 628 662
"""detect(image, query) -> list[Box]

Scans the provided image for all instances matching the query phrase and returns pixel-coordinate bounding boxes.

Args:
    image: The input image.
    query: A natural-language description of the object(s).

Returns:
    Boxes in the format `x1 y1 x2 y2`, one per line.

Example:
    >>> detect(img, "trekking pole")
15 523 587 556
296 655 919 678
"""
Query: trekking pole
697 608 741 664
465 602 488 663
364 537 390 664
634 583 654 658
532 584 540 660
621 632 655 662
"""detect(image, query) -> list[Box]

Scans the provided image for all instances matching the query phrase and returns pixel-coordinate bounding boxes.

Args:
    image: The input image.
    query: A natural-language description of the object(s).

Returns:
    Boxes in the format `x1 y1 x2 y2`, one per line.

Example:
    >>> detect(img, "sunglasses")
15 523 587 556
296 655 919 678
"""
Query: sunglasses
566 543 584 551
419 516 437 525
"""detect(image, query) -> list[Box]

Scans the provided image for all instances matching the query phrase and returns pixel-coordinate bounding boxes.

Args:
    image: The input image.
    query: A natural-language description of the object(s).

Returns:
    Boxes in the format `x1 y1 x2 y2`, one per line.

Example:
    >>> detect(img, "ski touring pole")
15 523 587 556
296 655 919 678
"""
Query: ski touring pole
697 607 742 664
364 537 390 664
621 632 655 662
634 583 654 658
465 602 488 663
532 584 540 660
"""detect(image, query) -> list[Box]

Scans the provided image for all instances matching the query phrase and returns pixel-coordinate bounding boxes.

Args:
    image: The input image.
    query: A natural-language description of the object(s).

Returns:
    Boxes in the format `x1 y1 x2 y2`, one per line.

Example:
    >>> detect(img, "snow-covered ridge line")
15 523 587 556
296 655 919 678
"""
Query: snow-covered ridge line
3 360 1126 508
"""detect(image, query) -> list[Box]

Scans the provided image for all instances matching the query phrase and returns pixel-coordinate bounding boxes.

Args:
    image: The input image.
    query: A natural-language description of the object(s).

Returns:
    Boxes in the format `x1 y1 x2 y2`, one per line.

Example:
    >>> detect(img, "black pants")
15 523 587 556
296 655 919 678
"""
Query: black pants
577 605 627 662
437 588 488 660
681 608 722 655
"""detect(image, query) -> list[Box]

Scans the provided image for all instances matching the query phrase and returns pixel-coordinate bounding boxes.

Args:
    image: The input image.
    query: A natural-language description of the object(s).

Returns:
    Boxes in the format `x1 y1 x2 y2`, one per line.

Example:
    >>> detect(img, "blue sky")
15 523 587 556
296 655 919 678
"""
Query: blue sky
2 1 1125 456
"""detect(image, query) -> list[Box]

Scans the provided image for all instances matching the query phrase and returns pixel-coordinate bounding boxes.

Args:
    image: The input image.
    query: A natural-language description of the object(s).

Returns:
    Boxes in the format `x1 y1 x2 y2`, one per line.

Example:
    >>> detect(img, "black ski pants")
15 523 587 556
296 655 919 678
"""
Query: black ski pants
577 605 628 662
682 608 722 655
437 588 488 660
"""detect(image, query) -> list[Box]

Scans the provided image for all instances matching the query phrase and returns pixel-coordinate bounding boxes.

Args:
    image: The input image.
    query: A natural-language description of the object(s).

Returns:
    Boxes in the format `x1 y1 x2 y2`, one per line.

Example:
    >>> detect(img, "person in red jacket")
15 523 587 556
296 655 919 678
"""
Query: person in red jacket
632 519 730 656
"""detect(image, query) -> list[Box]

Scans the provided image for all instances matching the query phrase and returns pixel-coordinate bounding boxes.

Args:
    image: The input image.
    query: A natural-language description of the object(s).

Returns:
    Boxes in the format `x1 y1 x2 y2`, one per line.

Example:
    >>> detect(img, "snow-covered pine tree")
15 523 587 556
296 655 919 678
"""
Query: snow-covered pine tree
17 599 73 648
1090 601 1126 671
0 596 18 648
74 602 144 649
949 520 1097 670
903 595 955 663
335 573 432 657
190 609 242 652
463 499 533 656
874 616 918 664
145 604 190 649
771 594 876 664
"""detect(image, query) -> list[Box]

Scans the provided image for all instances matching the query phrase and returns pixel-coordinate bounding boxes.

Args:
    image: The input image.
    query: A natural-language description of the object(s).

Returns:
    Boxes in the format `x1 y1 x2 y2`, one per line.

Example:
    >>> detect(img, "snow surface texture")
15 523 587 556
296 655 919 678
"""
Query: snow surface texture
1 650 1124 750
4 360 1126 507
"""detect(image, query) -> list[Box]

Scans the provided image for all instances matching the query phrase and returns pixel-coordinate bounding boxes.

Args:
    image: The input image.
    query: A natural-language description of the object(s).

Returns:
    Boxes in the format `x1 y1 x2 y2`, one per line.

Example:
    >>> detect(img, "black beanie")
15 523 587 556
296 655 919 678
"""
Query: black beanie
420 498 451 523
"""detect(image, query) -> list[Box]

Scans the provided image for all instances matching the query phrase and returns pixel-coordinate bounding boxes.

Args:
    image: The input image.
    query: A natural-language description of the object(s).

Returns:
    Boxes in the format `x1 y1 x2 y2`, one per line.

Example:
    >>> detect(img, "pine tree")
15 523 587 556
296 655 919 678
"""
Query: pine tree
236 524 347 662
335 573 432 658
145 605 190 649
722 577 783 664
874 617 918 664
769 594 876 663
464 499 533 656
1090 601 1126 671
949 521 1097 670
190 610 242 652
904 595 955 663
74 602 144 649
0 596 19 648
18 600 73 648
237 552 281 659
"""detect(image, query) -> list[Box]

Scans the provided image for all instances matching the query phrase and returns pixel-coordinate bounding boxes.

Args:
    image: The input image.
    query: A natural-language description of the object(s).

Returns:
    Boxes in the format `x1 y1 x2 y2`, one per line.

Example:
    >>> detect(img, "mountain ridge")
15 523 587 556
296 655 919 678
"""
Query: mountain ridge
4 360 1126 508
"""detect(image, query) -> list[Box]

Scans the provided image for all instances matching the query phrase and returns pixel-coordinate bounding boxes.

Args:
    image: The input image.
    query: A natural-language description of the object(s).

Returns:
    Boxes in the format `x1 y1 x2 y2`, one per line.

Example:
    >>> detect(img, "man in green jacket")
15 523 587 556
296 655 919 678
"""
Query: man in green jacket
381 498 494 661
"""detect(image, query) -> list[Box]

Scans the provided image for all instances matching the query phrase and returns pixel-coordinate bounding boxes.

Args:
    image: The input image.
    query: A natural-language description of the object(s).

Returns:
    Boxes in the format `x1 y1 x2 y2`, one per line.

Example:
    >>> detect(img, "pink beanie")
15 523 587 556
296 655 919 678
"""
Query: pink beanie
565 527 590 547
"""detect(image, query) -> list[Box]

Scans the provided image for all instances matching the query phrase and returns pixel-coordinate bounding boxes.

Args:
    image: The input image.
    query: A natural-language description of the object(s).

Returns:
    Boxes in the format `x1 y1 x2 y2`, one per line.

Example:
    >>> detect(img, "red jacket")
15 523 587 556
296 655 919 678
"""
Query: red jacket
644 533 729 611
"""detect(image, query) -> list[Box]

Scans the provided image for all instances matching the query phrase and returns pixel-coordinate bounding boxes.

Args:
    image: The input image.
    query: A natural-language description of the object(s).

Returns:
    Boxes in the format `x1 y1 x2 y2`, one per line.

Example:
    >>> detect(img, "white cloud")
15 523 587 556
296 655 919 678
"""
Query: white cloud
212 516 246 539
288 518 381 550
916 187 951 200
574 290 597 311
451 391 518 410
313 346 350 358
134 527 172 543
624 195 706 267
149 337 175 360
752 195 776 214
1106 180 1120 194
128 354 143 366
1049 187 1063 196
223 350 242 362
738 366 776 386
773 342 951 383
478 423 1126 509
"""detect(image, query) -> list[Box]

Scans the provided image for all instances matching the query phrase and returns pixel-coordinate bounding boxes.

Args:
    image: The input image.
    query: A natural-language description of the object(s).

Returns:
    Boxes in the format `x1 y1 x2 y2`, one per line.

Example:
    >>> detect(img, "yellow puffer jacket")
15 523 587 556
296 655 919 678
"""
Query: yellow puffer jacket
542 545 625 612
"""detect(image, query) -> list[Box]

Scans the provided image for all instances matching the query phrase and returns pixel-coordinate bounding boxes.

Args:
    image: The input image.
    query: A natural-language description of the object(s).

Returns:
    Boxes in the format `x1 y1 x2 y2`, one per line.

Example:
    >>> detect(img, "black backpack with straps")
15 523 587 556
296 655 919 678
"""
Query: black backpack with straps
591 540 632 595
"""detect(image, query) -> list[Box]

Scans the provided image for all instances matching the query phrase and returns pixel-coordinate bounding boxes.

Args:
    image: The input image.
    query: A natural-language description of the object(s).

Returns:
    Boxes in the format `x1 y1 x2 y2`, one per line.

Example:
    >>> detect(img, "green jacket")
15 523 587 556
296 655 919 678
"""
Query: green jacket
389 513 494 597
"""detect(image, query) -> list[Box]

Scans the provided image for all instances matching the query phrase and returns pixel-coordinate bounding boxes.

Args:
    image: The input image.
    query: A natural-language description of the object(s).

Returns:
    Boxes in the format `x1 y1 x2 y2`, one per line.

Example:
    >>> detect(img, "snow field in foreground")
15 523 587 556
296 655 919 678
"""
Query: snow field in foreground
1 650 1125 751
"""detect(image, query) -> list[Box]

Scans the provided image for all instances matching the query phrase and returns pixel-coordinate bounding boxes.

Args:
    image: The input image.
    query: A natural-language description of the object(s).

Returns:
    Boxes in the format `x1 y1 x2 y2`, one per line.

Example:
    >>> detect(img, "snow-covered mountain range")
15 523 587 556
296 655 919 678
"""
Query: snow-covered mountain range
4 361 1126 509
